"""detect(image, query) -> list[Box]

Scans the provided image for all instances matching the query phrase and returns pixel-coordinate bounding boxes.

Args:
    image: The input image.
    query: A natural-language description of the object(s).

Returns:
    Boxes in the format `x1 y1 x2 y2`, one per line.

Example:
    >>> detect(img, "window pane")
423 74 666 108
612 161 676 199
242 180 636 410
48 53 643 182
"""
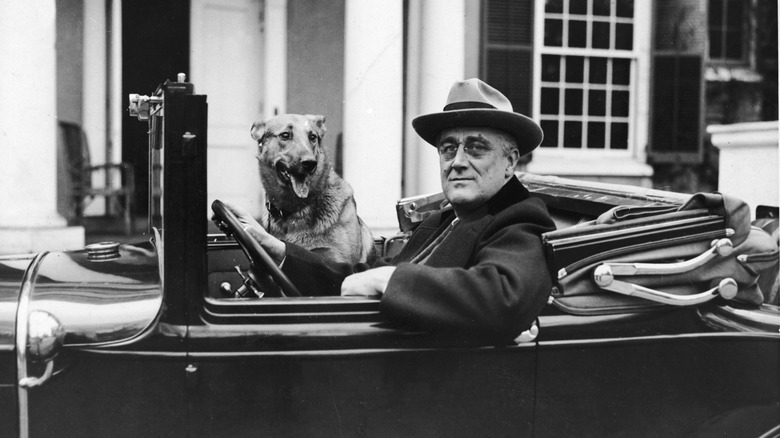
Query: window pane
588 122 606 148
564 121 583 148
565 56 585 83
569 20 587 48
613 58 631 85
545 19 564 46
590 57 608 83
725 29 743 59
616 0 634 18
540 87 560 115
612 90 630 117
709 30 723 58
540 120 558 147
570 0 587 15
545 0 563 13
611 123 629 149
615 23 633 50
593 0 611 16
592 22 610 49
542 54 561 82
589 90 607 115
565 88 583 115
709 0 723 26
726 0 743 29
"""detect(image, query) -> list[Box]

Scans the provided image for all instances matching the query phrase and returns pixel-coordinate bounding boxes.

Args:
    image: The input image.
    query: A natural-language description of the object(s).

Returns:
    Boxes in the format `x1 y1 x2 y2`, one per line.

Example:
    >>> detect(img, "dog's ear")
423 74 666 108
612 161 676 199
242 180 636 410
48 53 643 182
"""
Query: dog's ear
250 121 266 143
306 115 327 138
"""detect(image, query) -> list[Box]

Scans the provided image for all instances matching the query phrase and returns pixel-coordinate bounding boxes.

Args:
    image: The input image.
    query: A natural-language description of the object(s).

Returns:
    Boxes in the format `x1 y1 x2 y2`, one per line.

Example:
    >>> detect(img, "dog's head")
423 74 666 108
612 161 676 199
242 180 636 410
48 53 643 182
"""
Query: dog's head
251 114 327 199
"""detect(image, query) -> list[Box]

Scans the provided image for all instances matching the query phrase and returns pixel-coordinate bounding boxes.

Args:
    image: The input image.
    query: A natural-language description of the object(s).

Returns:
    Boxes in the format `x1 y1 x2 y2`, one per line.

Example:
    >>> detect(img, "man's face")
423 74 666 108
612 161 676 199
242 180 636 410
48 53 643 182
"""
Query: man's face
437 127 517 216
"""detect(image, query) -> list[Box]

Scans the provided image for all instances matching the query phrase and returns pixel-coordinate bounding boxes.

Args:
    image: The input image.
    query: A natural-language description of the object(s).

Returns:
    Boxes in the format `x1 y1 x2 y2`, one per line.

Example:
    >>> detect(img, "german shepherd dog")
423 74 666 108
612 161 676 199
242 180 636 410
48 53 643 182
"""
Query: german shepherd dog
251 114 377 265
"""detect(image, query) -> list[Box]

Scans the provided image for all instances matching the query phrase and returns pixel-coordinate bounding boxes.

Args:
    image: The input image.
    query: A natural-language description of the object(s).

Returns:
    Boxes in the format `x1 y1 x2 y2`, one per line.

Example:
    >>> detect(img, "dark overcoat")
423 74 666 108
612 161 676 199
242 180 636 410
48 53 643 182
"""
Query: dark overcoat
282 176 556 341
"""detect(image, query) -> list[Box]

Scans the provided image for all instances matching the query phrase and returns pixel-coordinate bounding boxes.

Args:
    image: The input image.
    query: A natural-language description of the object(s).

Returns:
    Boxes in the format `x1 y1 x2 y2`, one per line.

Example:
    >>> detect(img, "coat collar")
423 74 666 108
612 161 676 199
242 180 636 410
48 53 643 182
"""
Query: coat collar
438 176 529 225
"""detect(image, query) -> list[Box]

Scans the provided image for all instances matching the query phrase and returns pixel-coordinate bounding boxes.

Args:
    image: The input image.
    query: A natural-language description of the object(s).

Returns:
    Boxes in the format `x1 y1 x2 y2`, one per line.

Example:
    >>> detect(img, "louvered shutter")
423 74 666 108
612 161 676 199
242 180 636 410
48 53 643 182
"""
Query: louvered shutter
482 0 534 115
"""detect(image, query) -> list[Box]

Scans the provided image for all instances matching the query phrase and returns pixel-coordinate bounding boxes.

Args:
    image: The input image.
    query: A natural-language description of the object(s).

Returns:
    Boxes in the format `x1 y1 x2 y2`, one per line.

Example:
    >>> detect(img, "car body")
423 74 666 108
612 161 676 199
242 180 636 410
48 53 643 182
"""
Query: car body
1 79 778 437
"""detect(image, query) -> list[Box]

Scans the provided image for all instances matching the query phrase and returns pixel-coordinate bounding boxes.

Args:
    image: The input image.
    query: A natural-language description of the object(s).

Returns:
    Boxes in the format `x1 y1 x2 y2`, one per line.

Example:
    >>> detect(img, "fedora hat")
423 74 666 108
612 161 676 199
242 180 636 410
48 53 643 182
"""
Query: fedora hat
412 78 543 156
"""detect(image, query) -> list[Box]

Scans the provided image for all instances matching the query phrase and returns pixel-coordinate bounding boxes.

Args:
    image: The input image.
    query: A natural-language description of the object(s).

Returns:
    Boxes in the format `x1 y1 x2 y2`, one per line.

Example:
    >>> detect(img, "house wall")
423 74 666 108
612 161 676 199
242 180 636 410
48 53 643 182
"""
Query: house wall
287 0 346 171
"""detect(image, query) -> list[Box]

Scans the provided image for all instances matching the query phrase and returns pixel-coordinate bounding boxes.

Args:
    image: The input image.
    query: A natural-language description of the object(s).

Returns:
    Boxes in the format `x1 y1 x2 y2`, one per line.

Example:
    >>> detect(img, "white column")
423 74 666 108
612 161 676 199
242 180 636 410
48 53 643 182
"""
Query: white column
0 0 84 254
404 0 466 197
343 0 403 236
82 0 109 214
709 121 779 219
109 0 123 165
264 0 287 118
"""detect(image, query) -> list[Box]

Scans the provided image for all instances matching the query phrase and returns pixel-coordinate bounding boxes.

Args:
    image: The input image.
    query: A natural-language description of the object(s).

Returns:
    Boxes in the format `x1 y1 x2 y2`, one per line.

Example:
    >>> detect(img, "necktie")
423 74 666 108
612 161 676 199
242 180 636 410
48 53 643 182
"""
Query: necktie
409 217 460 264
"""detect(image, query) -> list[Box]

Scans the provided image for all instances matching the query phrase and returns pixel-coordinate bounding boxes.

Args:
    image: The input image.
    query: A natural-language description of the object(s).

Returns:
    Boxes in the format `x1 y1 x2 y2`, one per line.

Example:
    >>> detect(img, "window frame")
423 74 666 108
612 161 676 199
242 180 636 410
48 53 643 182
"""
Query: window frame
707 0 750 65
531 0 644 158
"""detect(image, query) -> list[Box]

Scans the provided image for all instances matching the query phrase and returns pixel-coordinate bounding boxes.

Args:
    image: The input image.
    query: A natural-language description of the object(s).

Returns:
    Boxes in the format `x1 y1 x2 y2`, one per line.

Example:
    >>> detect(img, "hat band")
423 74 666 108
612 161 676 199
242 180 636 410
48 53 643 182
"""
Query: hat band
443 101 496 111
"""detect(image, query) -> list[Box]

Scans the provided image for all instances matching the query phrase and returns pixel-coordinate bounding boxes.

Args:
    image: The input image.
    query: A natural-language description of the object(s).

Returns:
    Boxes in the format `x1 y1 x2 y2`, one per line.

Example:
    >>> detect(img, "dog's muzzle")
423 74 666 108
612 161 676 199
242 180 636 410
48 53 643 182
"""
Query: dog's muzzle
275 160 317 198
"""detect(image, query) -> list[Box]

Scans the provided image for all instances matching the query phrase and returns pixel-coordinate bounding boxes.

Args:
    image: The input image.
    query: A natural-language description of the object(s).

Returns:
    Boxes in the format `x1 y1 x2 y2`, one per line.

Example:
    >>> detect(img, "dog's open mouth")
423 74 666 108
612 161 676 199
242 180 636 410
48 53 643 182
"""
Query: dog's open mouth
276 161 312 198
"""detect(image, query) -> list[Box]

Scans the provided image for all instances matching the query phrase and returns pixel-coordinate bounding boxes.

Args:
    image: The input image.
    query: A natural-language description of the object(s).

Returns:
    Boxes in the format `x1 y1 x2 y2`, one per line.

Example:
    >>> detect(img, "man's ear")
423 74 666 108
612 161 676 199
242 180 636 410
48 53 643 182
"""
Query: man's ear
250 120 266 143
306 114 327 139
505 148 520 177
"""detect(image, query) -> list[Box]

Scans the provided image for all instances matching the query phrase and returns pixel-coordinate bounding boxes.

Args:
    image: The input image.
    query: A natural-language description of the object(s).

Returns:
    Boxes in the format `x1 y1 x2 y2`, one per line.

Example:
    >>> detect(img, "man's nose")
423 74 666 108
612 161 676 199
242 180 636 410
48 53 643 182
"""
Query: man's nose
451 145 470 167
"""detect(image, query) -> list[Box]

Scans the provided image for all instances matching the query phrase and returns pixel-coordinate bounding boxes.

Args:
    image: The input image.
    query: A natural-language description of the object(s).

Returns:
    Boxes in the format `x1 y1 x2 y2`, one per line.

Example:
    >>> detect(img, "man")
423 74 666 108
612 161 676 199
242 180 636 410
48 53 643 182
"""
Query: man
232 78 556 342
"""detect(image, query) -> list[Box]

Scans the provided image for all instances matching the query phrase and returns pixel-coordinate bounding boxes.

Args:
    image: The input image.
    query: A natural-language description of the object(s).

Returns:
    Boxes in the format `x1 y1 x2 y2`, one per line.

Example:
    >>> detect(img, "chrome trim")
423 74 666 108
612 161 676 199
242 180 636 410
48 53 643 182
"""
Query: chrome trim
16 251 48 438
514 322 539 344
594 265 738 306
592 238 739 306
604 238 734 276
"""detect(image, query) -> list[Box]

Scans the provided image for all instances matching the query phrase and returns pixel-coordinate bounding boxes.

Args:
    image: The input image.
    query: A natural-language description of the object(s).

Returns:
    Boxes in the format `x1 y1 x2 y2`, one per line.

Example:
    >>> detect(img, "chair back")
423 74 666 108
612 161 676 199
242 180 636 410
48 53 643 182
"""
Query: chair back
58 120 92 194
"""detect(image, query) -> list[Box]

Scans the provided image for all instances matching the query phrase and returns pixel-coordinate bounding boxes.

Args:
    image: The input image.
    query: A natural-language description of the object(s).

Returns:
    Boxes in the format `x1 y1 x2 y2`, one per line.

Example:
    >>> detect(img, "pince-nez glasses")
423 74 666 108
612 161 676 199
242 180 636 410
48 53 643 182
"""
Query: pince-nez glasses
437 141 494 161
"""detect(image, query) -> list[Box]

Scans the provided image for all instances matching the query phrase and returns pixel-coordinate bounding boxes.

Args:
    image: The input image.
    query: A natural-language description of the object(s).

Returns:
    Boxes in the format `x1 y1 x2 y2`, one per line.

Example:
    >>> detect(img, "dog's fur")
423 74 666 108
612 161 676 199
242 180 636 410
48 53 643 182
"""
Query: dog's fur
251 114 377 265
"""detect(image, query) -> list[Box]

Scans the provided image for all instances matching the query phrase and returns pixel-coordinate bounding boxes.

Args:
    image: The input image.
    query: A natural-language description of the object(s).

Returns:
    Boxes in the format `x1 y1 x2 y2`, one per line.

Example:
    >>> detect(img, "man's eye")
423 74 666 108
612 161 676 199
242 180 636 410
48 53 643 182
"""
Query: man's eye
438 145 457 158
279 132 291 140
308 133 318 143
465 143 490 155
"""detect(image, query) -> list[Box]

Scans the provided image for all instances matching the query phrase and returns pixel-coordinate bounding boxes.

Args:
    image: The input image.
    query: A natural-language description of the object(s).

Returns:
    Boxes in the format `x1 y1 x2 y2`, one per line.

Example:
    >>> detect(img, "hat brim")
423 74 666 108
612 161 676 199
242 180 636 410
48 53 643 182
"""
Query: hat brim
412 109 544 156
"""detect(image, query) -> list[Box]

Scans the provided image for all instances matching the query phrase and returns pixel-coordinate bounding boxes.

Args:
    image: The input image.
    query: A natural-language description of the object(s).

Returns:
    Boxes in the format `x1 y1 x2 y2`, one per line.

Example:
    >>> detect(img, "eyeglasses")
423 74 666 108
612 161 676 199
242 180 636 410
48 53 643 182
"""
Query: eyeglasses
437 141 494 161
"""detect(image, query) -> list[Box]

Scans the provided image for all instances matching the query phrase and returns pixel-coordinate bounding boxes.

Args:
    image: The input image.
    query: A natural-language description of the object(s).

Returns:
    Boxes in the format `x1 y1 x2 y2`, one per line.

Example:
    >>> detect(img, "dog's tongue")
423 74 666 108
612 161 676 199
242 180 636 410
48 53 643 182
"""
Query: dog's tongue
291 176 310 198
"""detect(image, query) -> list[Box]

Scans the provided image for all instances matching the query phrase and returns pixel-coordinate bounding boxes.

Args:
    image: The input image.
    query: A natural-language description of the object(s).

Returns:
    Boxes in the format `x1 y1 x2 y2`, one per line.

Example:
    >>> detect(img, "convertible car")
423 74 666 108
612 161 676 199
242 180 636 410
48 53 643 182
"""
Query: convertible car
1 78 778 437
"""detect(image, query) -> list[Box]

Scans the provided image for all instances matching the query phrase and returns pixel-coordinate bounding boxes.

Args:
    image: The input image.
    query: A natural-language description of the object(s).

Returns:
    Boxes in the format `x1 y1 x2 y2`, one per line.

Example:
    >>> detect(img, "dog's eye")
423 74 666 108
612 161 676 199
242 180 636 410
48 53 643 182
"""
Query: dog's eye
279 132 291 140
308 133 318 143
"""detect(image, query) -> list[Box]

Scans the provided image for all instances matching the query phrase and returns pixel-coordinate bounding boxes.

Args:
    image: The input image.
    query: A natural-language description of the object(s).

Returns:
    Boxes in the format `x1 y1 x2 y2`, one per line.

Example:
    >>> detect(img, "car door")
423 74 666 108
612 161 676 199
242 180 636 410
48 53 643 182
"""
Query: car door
184 243 539 437
533 305 780 437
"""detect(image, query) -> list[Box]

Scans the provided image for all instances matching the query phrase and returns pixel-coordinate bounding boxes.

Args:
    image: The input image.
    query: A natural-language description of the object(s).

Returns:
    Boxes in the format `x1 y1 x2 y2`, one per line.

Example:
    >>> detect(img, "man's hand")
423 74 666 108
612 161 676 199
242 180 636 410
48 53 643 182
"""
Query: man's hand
341 266 396 298
217 202 286 265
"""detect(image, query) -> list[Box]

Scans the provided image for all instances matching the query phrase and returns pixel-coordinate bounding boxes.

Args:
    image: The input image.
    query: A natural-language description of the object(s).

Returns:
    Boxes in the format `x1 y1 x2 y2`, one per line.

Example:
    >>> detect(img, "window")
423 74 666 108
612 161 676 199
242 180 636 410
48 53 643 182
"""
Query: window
536 0 636 152
708 0 747 63
649 0 706 162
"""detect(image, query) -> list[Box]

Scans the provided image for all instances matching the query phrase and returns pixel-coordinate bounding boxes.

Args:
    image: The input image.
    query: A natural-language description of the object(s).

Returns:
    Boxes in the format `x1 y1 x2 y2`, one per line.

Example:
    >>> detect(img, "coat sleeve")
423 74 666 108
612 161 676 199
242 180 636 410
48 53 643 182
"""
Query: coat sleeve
379 204 555 341
282 242 390 296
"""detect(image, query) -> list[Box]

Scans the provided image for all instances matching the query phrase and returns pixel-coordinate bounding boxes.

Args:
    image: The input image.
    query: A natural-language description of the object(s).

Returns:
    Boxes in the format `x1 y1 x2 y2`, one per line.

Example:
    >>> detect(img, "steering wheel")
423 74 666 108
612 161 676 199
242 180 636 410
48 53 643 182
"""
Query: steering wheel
211 200 302 297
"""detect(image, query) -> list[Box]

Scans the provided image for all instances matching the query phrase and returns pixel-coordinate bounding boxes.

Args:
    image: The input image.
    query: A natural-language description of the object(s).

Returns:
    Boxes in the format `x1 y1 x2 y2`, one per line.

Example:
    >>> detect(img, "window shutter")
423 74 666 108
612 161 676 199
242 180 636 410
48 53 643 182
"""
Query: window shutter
482 0 534 115
649 0 706 163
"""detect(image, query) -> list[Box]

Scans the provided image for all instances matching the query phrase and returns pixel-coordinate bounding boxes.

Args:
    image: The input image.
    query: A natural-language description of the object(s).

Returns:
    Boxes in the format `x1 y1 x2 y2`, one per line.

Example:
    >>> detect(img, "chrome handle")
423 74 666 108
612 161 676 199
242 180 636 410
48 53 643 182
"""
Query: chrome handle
514 322 539 344
19 361 55 388
607 238 733 277
594 264 738 306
